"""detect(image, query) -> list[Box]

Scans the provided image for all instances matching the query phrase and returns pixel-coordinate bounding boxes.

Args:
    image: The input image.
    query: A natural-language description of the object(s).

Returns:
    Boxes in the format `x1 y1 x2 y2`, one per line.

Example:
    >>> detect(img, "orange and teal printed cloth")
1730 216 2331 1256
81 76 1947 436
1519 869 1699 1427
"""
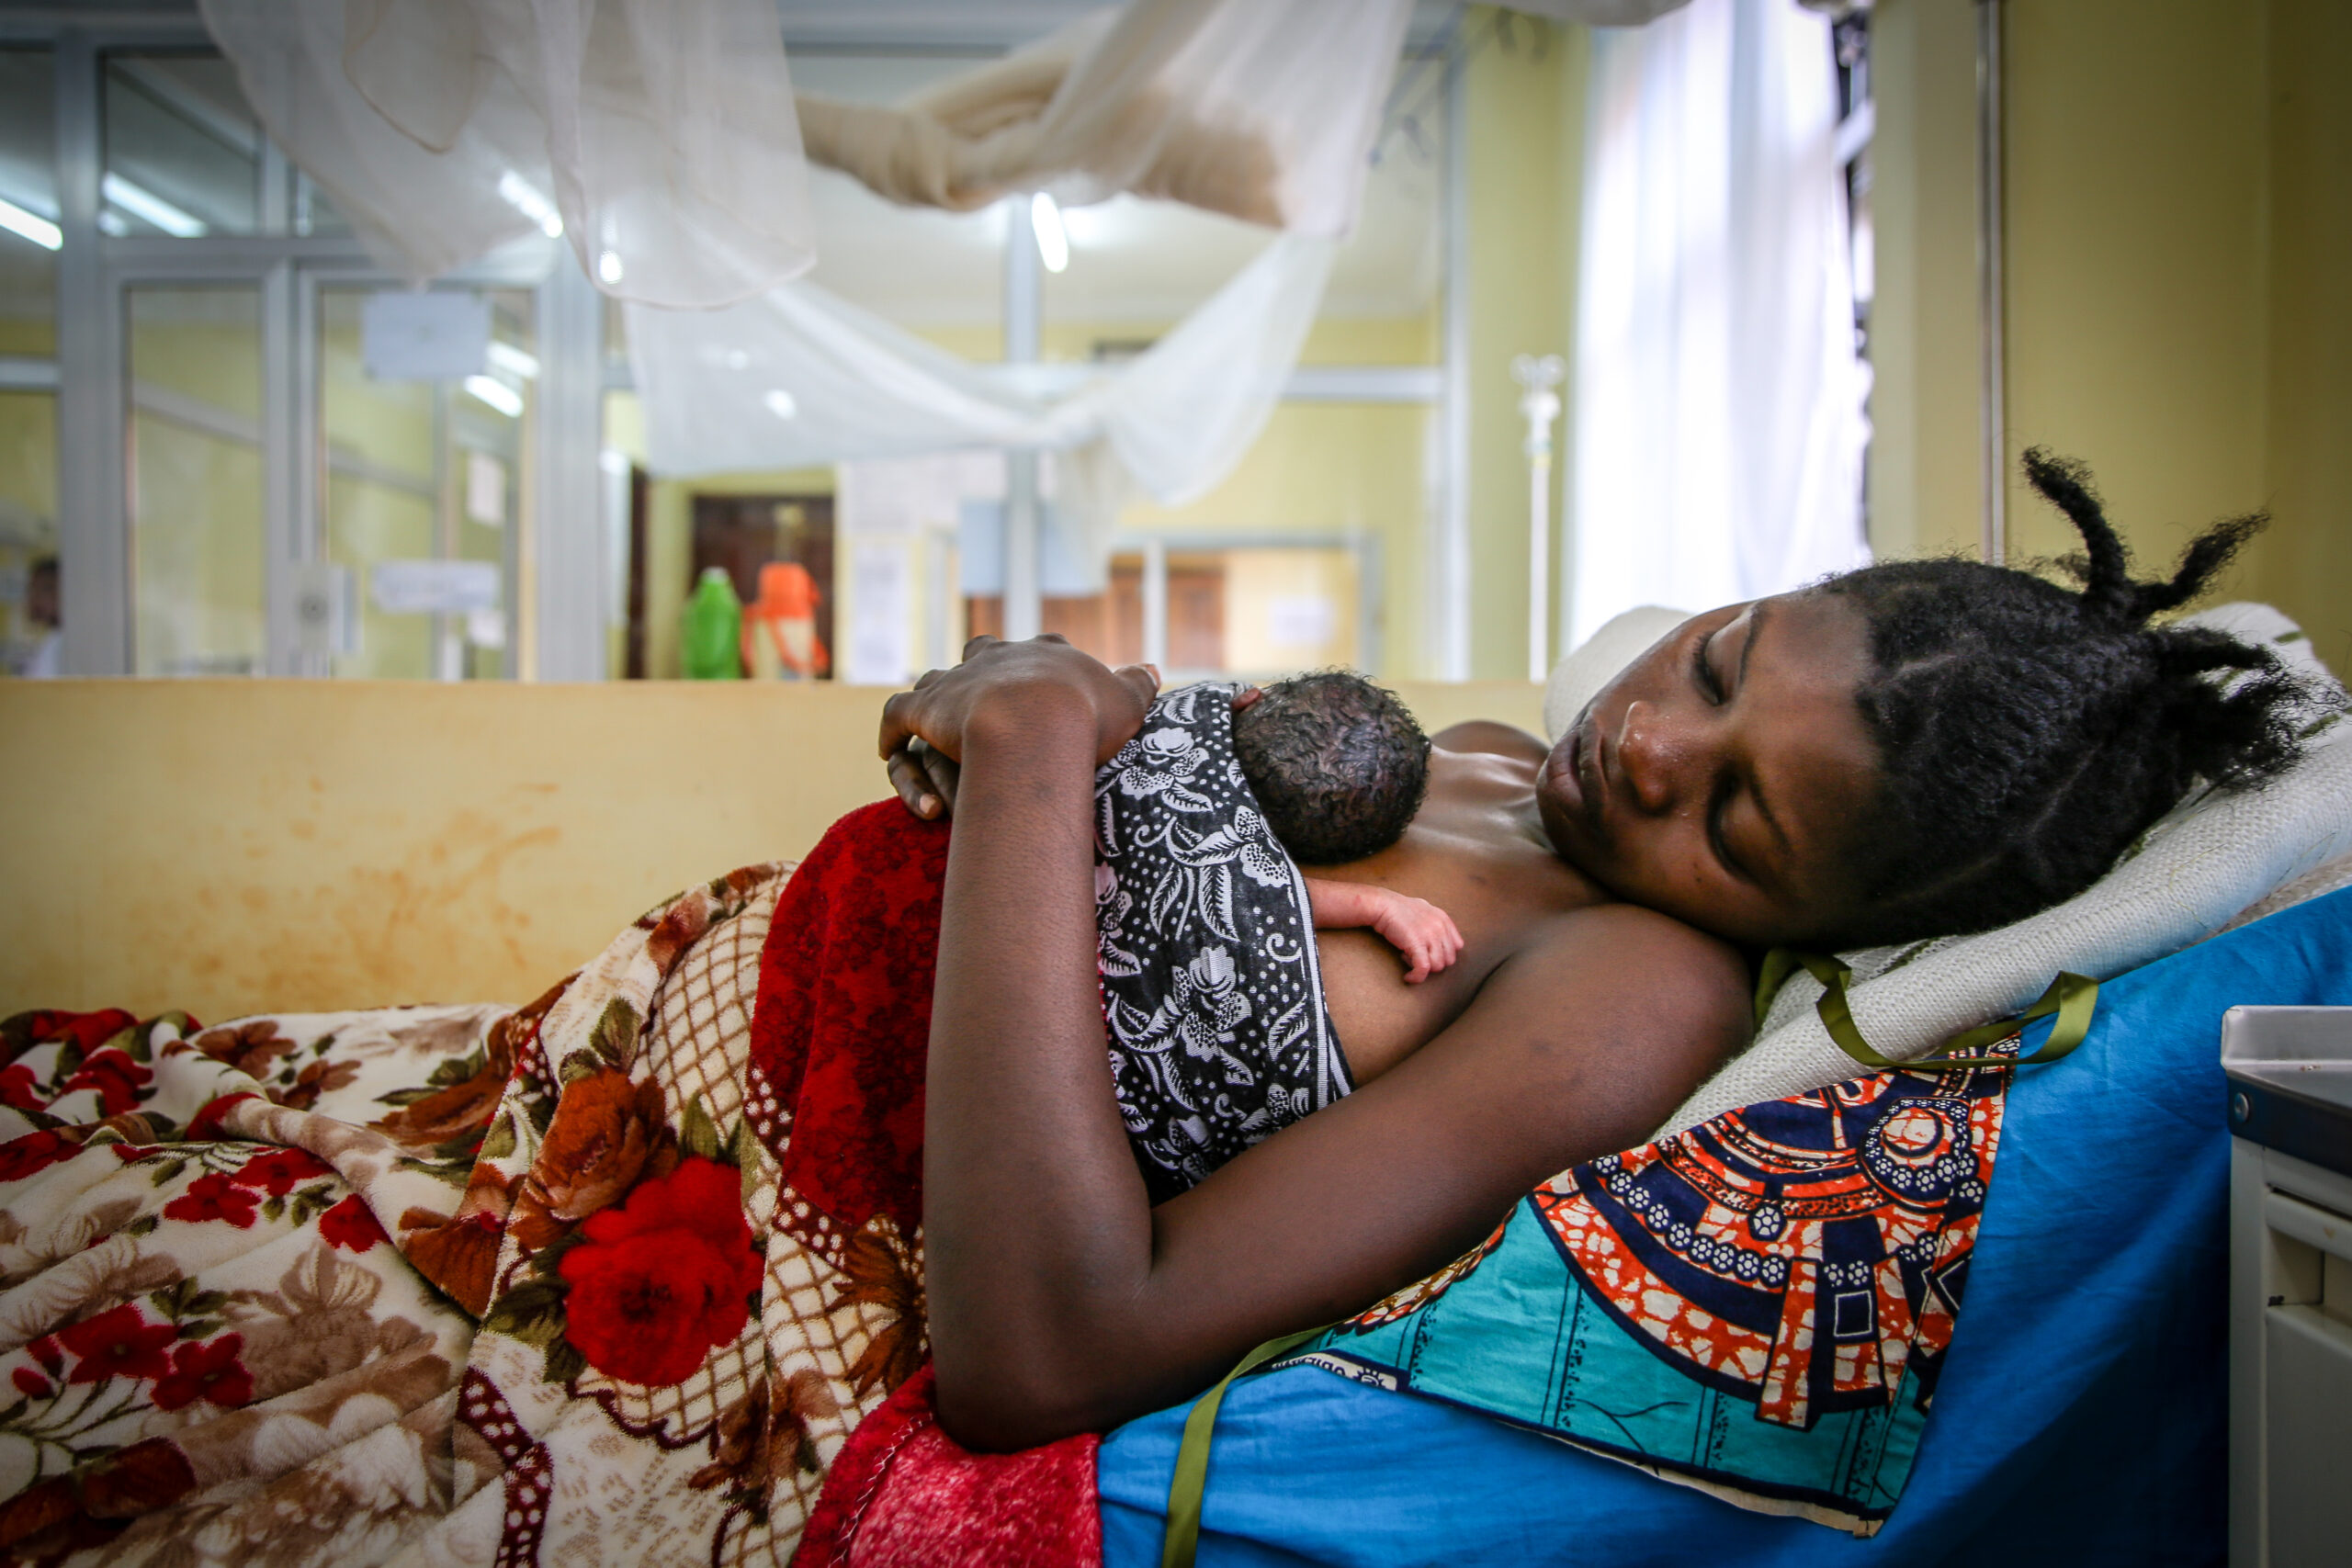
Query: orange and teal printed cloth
1285 1047 2019 1535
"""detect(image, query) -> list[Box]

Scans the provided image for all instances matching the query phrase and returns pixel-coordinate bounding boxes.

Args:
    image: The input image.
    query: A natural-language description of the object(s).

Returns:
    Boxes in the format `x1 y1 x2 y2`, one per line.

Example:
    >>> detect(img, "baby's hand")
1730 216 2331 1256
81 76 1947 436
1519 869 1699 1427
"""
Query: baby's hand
1370 893 1463 984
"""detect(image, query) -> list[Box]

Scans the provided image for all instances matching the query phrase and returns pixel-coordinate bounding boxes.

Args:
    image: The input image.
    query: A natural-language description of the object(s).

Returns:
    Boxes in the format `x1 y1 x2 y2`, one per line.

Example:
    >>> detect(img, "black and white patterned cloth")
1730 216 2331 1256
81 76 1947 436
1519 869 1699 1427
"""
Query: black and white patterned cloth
1093 682 1352 1201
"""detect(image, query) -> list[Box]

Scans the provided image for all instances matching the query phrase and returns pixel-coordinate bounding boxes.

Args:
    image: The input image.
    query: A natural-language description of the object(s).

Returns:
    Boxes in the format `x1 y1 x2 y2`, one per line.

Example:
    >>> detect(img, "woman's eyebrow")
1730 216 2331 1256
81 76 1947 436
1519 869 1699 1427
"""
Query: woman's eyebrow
1736 600 1770 691
1736 603 1795 868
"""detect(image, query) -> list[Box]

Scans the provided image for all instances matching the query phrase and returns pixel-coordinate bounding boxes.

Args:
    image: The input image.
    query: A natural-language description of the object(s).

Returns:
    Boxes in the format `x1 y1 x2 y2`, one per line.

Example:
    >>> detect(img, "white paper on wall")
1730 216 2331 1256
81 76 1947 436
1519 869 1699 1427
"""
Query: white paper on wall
371 559 500 615
844 542 911 686
361 290 489 381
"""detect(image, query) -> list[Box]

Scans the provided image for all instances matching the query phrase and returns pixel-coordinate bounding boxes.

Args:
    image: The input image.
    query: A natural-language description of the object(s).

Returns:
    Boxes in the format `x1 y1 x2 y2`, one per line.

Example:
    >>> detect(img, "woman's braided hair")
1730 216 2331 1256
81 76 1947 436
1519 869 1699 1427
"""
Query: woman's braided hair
1818 448 2329 948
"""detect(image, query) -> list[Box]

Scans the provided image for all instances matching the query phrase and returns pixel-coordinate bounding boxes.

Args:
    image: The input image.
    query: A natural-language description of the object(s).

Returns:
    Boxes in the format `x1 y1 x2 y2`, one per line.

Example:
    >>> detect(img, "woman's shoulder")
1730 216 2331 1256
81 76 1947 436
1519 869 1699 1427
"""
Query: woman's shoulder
1430 719 1549 762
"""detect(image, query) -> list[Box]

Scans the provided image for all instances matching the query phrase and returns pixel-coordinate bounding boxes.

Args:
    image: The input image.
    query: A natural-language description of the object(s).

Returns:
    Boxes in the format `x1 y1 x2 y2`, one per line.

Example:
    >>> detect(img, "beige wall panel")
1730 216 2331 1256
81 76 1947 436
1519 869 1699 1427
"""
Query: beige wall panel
0 678 1543 1021
1866 0 1983 562
2253 0 2352 674
2002 0 2270 572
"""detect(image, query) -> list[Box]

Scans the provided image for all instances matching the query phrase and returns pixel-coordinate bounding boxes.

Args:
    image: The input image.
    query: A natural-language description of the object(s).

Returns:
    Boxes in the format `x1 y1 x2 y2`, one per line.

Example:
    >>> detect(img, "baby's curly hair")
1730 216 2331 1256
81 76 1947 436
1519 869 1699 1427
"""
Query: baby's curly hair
1231 671 1430 867
1818 448 2331 948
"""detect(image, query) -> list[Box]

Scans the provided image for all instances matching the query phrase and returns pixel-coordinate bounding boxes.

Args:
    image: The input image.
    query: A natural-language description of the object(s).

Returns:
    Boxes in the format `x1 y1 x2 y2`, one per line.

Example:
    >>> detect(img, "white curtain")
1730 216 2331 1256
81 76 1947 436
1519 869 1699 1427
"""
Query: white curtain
201 0 814 309
201 0 1410 302
202 0 1406 580
627 233 1337 585
1567 0 1870 646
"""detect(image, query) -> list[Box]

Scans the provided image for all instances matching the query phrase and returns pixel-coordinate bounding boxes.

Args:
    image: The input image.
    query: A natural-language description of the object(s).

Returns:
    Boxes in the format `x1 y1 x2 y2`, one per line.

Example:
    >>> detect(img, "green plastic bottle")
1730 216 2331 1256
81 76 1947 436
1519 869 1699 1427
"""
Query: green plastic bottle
682 567 744 680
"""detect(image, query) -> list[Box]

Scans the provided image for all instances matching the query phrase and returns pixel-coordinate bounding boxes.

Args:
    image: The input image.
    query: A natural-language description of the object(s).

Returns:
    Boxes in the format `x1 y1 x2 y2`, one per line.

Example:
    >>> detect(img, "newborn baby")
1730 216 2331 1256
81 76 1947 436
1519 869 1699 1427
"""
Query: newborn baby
1231 671 1462 983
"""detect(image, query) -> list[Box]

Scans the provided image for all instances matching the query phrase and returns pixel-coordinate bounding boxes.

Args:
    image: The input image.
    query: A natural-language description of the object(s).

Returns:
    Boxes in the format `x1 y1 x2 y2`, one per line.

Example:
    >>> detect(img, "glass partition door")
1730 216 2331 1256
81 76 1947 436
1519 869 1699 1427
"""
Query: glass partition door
317 282 533 680
125 282 263 674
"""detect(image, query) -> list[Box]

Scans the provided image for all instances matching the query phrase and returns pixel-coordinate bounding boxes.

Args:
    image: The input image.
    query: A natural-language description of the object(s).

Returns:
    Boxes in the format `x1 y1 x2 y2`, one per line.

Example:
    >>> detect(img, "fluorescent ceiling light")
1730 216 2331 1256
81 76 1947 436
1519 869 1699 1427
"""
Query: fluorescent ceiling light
463 373 524 417
486 341 540 379
1031 192 1069 274
763 389 797 421
596 250 625 285
0 196 60 251
96 210 129 237
102 173 206 237
497 172 564 238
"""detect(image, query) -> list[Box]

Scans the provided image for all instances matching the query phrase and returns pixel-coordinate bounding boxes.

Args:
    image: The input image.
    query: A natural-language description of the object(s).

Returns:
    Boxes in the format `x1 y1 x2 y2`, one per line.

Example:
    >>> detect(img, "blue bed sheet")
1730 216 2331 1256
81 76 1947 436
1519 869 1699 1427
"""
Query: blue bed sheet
1098 886 2352 1566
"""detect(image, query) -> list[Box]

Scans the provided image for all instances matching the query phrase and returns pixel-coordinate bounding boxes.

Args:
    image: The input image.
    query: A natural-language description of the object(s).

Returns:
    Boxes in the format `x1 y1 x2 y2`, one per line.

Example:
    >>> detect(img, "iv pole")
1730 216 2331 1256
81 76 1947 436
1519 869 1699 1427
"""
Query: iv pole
1513 353 1565 683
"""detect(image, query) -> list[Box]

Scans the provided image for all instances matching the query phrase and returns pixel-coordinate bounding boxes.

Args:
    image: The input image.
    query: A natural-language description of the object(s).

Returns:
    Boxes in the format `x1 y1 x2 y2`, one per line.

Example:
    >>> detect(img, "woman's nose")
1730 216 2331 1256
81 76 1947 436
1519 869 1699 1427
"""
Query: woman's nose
1614 700 1690 813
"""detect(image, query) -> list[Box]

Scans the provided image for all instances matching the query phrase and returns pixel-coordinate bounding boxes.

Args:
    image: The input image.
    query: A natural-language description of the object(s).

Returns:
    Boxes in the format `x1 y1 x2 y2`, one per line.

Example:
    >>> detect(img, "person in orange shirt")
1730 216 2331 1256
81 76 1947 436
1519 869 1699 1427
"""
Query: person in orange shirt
741 560 829 680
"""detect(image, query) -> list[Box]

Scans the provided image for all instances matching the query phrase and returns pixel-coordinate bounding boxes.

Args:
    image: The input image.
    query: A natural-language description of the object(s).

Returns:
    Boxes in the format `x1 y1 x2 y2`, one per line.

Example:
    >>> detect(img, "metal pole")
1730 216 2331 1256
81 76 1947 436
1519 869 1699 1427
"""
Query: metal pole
1002 199 1043 641
1975 0 2006 566
262 259 300 673
1437 32 1473 680
55 30 128 674
1141 535 1169 670
534 246 608 679
1513 354 1564 683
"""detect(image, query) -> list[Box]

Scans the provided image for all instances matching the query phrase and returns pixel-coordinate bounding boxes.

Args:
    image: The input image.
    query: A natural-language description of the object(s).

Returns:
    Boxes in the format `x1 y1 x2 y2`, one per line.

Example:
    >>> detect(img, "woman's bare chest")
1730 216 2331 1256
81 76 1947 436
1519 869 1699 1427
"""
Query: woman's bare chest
1312 786 1601 1085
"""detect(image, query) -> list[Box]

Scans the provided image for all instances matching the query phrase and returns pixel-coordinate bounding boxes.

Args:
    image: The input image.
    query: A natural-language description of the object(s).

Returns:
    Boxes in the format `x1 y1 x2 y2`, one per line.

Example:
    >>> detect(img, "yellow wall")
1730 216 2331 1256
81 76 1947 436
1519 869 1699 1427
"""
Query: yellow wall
1865 0 1982 563
1870 0 2352 674
2004 1 2273 578
0 392 54 528
0 677 1544 1020
1847 0 2352 689
2247 0 2352 675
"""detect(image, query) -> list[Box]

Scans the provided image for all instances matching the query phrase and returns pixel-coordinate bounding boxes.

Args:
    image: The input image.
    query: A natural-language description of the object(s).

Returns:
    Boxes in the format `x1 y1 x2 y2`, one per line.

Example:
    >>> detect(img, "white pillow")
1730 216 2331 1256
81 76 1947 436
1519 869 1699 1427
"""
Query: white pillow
1541 604 2352 1135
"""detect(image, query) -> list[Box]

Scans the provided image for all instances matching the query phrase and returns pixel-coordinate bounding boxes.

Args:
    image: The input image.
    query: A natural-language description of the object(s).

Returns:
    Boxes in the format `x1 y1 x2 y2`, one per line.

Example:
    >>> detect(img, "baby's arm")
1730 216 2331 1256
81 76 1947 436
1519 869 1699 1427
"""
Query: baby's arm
1303 878 1464 984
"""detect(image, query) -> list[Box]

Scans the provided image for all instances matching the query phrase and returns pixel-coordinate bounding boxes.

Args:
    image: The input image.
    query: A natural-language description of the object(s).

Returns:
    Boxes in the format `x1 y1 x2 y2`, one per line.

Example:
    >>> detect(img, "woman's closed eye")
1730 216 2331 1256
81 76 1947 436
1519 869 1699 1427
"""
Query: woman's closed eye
1707 780 1752 882
1691 627 1725 703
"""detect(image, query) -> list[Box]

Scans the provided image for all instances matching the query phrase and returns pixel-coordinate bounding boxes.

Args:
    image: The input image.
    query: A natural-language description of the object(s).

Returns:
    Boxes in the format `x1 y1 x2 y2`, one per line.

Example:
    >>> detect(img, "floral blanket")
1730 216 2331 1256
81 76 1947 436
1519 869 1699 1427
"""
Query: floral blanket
0 800 1088 1568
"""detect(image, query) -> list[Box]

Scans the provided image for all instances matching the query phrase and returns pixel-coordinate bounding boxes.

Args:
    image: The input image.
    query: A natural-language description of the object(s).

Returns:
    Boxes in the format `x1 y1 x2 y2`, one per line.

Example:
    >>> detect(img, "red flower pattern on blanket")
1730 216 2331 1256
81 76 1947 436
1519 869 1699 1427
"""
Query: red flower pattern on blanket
163 1170 262 1228
0 1127 80 1181
150 1334 253 1412
232 1145 331 1194
57 1047 153 1115
59 1305 177 1386
0 823 1115 1568
558 1157 763 1387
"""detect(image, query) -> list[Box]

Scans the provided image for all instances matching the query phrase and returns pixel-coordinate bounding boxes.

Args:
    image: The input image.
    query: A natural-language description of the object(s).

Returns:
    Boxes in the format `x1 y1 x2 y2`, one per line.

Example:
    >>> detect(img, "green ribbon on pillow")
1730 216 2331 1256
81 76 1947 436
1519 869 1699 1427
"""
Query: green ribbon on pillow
1161 1324 1330 1568
1757 949 2099 1069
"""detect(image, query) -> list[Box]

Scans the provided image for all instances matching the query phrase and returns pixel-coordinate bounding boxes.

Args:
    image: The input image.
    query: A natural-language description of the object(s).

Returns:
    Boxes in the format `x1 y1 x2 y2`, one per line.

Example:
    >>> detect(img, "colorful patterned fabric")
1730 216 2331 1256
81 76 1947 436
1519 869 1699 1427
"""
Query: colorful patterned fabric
1287 1045 2019 1534
1093 683 1349 1200
0 751 1337 1568
0 846 945 1568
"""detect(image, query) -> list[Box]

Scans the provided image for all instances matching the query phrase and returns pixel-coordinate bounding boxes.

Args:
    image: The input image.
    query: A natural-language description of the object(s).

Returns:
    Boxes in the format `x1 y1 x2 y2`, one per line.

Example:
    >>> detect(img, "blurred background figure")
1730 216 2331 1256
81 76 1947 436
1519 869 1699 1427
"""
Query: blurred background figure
682 566 745 680
8 558 59 679
743 560 829 681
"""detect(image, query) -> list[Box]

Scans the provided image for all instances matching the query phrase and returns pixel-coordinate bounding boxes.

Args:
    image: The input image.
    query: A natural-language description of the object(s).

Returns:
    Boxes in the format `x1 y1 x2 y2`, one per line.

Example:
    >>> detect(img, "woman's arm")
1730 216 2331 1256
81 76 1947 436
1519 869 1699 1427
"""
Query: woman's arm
890 640 1749 1450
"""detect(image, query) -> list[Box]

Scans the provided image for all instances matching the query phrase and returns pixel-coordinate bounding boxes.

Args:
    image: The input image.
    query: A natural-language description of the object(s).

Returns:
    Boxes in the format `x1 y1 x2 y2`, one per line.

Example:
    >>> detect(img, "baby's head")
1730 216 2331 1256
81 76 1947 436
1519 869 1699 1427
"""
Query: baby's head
1231 671 1430 867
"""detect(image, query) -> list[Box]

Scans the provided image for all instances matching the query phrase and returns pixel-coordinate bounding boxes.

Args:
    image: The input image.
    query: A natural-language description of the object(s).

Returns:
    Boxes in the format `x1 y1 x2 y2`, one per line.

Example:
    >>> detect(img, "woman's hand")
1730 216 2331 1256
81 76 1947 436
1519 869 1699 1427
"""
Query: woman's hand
881 637 1159 819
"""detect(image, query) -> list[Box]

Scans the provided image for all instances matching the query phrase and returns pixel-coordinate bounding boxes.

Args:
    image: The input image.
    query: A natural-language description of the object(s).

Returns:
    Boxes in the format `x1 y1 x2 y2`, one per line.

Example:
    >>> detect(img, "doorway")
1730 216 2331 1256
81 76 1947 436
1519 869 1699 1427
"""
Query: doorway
691 492 836 679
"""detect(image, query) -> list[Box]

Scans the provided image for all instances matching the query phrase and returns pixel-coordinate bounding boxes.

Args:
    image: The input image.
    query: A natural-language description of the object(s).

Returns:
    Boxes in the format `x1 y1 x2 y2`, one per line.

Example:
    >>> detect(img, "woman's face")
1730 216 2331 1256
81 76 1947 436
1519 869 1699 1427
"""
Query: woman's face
1537 592 1883 948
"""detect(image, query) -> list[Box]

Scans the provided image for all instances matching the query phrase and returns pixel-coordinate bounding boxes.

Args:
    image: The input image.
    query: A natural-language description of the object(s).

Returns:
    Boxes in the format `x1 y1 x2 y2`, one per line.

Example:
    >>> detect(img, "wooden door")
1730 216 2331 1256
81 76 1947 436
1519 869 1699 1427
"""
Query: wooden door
690 493 835 679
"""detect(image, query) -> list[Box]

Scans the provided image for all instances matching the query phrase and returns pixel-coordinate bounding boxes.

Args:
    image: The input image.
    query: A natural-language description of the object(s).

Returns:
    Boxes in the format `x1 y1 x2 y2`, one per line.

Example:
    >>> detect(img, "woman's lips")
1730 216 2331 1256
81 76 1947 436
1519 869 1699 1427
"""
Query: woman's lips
1576 718 1606 822
1550 713 1606 834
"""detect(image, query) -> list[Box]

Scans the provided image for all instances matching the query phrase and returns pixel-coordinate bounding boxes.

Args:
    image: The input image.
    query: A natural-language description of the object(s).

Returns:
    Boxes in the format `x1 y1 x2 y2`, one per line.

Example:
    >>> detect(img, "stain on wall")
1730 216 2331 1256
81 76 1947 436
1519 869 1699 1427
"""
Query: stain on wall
1 678 1542 1021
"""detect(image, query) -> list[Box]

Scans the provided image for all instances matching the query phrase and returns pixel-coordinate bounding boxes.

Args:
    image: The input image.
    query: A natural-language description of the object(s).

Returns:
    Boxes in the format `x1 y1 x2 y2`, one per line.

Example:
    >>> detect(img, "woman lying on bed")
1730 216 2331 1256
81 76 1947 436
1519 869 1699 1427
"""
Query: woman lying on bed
883 450 2314 1450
